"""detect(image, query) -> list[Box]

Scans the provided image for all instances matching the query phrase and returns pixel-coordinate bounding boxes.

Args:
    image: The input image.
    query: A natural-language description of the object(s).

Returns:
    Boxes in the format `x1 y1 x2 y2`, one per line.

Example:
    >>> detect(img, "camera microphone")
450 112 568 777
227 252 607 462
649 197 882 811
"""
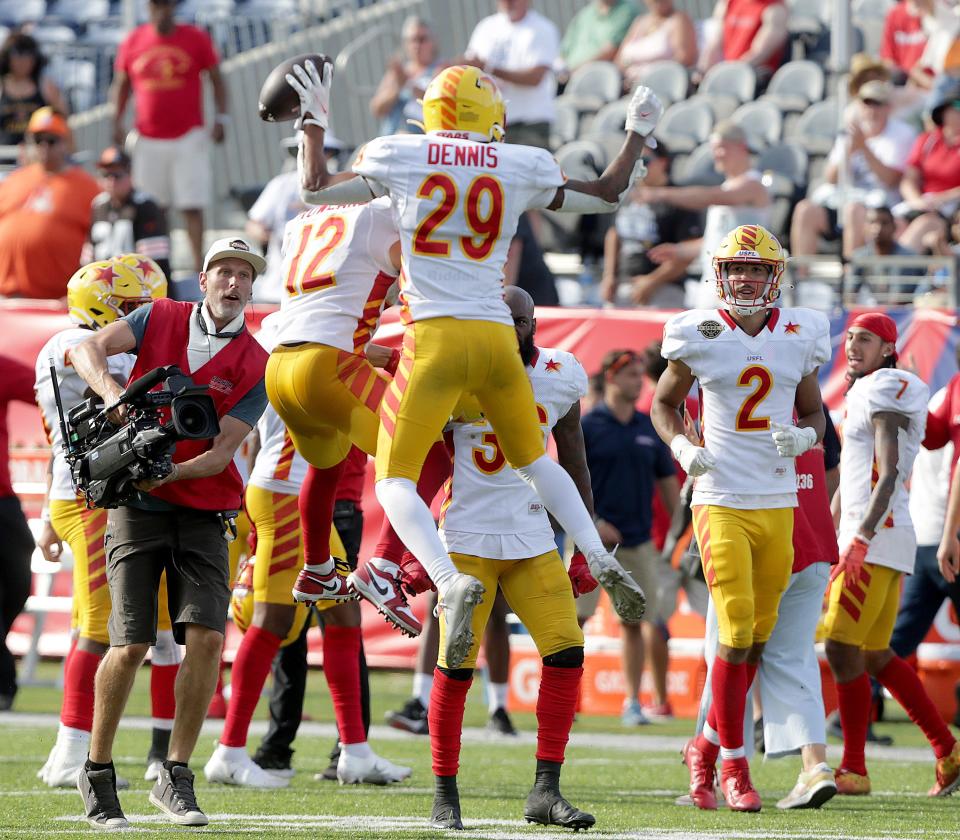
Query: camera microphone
108 366 173 412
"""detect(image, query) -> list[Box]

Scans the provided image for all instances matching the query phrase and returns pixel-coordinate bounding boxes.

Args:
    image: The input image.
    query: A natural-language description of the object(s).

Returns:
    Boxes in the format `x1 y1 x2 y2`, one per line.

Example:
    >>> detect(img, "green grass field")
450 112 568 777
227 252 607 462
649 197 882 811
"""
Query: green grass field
0 662 957 838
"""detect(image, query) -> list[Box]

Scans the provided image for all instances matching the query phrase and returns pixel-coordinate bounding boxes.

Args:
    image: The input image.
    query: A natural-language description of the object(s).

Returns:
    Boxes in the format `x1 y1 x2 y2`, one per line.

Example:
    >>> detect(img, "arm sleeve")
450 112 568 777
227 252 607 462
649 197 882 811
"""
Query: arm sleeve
822 406 841 471
923 385 951 449
120 303 153 353
227 378 268 428
523 149 566 210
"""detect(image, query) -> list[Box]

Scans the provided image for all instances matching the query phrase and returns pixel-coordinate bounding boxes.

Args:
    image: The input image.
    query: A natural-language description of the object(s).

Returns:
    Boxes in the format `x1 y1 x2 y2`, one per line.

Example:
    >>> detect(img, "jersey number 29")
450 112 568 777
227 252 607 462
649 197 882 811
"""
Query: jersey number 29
413 174 504 261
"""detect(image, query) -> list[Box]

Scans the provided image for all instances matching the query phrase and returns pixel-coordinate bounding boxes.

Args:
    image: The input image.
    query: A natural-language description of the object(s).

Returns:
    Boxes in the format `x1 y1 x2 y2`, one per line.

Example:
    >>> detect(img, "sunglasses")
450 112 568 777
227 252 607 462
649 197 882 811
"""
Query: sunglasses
99 169 129 179
860 98 887 107
32 134 63 145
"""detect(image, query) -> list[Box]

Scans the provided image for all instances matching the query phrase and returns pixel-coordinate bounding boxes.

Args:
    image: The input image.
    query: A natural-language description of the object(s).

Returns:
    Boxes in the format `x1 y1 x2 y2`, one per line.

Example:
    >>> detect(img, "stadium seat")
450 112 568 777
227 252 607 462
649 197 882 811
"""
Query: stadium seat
0 0 45 24
653 99 714 153
551 98 580 149
52 0 110 24
761 60 825 113
555 139 607 179
671 142 723 187
685 91 738 121
789 98 839 156
699 61 757 105
730 100 783 151
29 25 76 46
632 59 689 108
757 141 809 191
853 15 887 56
561 60 622 113
587 97 631 137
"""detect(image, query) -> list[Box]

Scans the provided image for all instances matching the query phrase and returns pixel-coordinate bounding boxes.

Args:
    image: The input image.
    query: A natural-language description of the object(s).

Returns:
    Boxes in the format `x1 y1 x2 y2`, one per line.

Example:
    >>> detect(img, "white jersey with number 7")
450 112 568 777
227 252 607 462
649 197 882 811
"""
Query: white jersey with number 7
352 133 564 325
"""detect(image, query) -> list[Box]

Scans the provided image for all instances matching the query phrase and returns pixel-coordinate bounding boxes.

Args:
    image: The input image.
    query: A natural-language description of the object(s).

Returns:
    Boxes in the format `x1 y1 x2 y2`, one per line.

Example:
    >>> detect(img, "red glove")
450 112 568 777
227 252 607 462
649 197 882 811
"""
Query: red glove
830 535 870 588
399 550 435 596
568 551 599 597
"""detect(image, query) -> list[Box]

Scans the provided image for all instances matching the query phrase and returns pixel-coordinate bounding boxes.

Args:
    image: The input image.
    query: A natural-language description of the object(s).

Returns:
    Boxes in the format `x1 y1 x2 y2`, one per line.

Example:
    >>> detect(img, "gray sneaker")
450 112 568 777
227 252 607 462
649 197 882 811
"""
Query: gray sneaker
77 765 129 830
149 764 208 826
587 550 646 623
436 573 485 669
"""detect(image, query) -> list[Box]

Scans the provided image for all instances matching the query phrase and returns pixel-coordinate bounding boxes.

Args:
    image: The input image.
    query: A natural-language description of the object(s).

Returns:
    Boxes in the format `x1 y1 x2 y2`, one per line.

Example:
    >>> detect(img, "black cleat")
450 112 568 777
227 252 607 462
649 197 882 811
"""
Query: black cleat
386 697 429 735
432 774 464 830
487 707 518 736
524 788 596 831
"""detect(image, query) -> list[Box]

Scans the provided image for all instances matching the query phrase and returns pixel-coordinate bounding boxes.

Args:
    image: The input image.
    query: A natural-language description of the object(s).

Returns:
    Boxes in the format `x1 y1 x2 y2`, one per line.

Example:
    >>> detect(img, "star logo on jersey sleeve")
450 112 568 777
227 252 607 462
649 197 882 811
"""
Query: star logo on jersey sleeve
544 359 562 373
784 321 801 334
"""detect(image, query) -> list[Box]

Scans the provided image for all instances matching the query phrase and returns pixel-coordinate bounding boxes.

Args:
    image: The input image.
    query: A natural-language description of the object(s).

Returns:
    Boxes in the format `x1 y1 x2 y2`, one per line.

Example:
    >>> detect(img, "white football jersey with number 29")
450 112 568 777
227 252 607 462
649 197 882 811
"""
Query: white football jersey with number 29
661 307 831 508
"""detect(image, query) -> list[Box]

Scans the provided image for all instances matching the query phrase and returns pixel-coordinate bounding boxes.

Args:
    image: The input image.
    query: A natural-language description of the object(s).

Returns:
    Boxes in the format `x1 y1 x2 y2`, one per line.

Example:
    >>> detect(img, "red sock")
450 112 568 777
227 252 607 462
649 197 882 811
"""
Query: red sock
300 462 345 567
837 672 871 775
535 665 582 763
374 440 451 562
428 668 472 776
746 661 758 688
712 657 747 766
150 663 178 726
324 625 365 744
877 656 957 759
221 626 283 748
61 649 101 731
698 661 758 763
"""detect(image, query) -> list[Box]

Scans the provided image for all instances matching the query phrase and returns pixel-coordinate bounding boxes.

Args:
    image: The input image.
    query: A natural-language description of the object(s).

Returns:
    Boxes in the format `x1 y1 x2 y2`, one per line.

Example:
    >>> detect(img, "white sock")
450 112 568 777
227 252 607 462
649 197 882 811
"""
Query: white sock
305 556 336 575
375 478 459 595
216 744 248 761
514 456 604 555
58 724 90 743
702 722 721 746
720 746 746 760
342 741 373 759
413 671 433 709
151 718 174 731
487 682 508 714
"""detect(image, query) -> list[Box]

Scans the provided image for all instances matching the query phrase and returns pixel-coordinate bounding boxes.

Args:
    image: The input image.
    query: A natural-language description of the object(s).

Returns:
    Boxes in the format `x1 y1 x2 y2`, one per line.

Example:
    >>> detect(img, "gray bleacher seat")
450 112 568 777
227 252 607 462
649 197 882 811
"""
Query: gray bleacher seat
761 60 825 113
53 0 110 24
0 0 45 24
853 0 895 21
757 141 809 192
560 61 622 113
685 91 738 122
632 59 689 108
551 98 580 149
699 61 757 105
671 142 723 187
30 25 76 46
555 139 608 177
730 100 783 151
854 16 886 57
587 97 630 137
49 56 97 112
789 98 839 156
653 98 714 154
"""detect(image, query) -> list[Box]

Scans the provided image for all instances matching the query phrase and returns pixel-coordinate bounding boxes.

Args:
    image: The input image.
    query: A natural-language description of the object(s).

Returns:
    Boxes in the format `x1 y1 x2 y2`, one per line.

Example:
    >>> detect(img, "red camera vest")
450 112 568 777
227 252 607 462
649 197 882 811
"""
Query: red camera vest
128 298 267 511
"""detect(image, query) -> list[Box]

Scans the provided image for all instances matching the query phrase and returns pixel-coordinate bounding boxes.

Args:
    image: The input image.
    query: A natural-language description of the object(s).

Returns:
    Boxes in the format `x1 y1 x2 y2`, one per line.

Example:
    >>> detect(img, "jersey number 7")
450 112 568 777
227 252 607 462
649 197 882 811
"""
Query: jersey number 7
413 174 505 261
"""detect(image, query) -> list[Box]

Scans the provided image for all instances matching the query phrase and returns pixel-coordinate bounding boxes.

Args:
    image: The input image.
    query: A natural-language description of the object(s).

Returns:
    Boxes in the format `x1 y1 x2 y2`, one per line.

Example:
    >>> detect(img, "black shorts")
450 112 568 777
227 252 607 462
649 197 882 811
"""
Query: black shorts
105 505 231 646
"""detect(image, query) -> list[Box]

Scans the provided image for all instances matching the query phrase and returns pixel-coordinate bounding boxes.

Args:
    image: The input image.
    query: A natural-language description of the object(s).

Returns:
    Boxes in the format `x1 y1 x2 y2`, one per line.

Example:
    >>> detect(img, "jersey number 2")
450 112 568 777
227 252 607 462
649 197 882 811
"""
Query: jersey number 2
284 216 347 297
735 365 773 431
413 174 504 260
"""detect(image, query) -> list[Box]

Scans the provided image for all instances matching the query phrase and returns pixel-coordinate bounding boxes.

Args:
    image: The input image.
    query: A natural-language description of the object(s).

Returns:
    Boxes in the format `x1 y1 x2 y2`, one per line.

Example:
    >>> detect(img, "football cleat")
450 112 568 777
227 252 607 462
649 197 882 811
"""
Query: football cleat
721 764 762 812
432 776 464 830
643 701 674 721
487 707 518 736
292 556 353 603
37 743 57 783
46 735 89 788
682 738 718 810
386 697 430 735
776 764 837 810
929 740 960 797
204 745 289 788
337 748 411 785
435 573 486 669
586 550 646 623
524 788 595 831
252 748 296 780
622 699 650 727
835 767 871 796
348 558 422 637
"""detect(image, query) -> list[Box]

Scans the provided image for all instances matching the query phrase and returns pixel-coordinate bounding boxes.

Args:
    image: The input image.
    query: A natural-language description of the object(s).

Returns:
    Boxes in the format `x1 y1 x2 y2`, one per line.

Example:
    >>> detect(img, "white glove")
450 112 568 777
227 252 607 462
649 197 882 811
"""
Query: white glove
671 435 716 478
770 422 818 458
617 157 648 204
286 59 332 130
625 85 663 137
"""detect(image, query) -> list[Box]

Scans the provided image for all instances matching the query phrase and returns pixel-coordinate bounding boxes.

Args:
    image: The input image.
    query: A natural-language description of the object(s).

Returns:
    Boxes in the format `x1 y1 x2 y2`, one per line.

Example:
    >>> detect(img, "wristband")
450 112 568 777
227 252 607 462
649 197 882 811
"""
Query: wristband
385 349 401 376
40 507 52 523
854 532 871 545
670 434 692 460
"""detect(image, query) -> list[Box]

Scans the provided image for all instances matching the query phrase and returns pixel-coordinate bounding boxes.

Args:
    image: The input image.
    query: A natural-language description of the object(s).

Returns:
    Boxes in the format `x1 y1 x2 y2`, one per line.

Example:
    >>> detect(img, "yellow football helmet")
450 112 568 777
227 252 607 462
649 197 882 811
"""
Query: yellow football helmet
711 224 785 315
67 259 153 329
421 65 505 142
112 253 167 299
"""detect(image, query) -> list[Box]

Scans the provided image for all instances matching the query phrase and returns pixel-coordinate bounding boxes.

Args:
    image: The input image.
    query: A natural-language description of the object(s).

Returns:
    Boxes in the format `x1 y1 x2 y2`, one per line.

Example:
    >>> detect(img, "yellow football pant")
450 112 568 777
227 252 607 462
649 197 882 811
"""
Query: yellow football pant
437 549 583 670
376 318 545 482
823 563 901 651
691 504 794 649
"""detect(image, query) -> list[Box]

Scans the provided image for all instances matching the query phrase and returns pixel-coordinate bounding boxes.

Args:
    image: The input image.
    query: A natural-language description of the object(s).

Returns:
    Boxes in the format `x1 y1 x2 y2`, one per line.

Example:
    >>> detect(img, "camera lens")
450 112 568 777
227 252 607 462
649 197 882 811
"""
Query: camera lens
178 405 206 434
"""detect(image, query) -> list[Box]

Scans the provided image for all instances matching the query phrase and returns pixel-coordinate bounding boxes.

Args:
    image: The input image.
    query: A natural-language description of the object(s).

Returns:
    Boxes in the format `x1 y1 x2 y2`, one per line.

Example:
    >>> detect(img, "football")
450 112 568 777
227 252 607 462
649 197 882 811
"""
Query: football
257 53 332 123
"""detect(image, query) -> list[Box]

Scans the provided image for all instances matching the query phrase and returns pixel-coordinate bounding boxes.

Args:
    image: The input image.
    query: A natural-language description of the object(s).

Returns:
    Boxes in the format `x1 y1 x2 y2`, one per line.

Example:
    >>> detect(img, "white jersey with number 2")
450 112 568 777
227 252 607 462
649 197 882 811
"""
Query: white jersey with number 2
661 307 831 509
352 133 564 325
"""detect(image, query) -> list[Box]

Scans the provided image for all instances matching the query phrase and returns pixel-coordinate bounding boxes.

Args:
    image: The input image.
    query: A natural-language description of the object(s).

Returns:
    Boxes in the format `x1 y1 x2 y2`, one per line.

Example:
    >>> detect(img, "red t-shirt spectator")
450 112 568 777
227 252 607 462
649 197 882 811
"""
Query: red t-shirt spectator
905 129 960 195
115 23 219 139
722 0 786 75
923 374 960 471
881 1 928 75
0 354 38 499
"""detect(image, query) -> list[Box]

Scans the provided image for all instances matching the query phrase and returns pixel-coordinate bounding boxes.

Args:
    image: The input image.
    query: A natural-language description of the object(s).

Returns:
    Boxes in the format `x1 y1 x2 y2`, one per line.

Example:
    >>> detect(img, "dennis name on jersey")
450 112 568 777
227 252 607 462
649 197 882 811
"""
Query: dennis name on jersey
427 142 499 169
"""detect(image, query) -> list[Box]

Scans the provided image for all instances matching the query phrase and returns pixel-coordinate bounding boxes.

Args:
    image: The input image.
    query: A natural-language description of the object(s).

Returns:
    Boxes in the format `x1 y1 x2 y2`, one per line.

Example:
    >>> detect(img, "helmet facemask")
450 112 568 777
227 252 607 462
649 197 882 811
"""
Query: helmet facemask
714 259 782 316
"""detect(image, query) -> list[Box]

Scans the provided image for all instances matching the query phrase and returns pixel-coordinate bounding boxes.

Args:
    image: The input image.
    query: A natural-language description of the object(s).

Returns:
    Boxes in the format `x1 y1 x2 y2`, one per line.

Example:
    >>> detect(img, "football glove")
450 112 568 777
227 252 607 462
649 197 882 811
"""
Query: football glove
830 534 870 588
625 85 663 137
286 59 332 130
568 551 599 598
770 422 818 458
670 435 716 478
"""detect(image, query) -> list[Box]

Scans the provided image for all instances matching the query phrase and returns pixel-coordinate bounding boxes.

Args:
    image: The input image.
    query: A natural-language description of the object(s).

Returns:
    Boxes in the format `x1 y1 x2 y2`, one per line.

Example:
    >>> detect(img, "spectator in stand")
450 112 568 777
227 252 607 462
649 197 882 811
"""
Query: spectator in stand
896 79 960 253
881 0 933 86
559 0 638 80
615 0 697 91
640 121 770 308
579 349 679 727
852 206 926 303
601 142 703 307
370 17 443 136
82 146 171 282
0 108 98 300
463 0 559 150
503 214 559 305
0 353 36 711
111 0 228 273
696 0 788 85
791 81 917 261
0 32 67 146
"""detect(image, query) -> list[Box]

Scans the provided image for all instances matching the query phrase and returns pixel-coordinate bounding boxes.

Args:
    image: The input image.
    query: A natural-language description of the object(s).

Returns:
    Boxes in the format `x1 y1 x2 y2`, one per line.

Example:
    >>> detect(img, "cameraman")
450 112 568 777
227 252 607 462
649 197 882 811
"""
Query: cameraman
70 238 269 830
